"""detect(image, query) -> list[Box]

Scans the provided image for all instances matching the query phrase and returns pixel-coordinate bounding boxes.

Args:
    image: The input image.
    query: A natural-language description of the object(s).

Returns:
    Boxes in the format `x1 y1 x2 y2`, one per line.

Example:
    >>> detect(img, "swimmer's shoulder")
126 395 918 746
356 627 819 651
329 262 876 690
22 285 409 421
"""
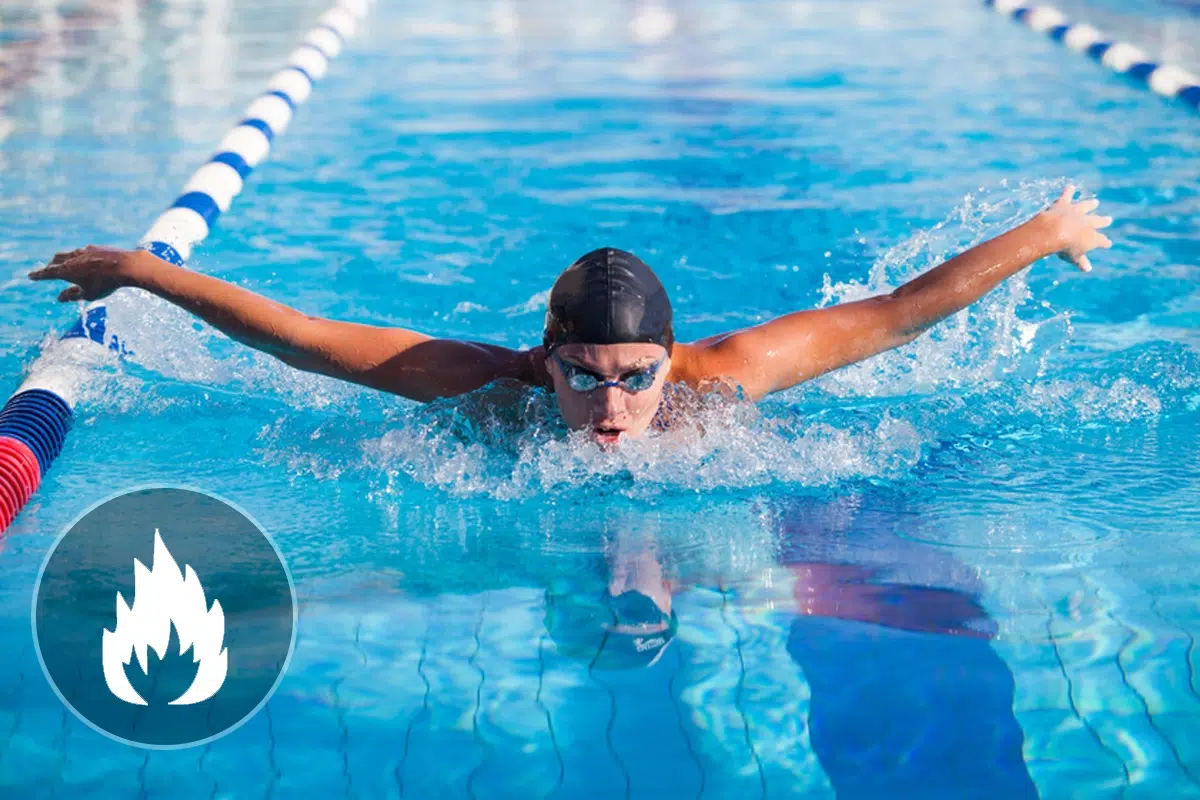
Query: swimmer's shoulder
666 341 704 386
513 345 553 390
667 342 745 400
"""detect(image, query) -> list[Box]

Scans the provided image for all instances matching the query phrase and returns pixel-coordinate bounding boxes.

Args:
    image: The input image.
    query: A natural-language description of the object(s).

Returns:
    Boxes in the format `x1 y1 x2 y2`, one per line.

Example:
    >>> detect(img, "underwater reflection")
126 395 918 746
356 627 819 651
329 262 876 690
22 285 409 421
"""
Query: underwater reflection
541 491 1037 796
778 492 1037 798
545 528 680 670
302 489 1039 795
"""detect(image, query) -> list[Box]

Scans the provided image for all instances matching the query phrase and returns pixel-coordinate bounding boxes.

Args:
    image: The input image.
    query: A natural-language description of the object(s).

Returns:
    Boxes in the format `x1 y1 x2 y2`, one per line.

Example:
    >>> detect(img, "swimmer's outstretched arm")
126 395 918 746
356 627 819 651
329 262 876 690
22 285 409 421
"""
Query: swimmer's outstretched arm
680 186 1113 400
29 247 538 402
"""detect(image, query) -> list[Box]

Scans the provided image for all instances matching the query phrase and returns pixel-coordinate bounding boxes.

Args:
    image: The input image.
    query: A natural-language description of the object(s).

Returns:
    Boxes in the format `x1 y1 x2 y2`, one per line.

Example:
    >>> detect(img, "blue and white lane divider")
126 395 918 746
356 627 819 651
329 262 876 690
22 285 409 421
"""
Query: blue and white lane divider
0 0 373 532
985 0 1200 111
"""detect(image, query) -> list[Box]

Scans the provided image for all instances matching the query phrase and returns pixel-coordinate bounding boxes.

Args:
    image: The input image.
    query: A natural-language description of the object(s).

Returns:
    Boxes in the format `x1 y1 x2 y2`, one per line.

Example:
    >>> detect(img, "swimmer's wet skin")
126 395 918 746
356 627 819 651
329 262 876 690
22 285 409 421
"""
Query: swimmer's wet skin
30 186 1112 445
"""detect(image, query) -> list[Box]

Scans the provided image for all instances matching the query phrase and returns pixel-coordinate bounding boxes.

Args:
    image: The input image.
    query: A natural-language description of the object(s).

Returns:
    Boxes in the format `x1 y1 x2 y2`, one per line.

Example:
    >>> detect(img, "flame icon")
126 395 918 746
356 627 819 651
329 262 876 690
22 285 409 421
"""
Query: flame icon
101 530 228 706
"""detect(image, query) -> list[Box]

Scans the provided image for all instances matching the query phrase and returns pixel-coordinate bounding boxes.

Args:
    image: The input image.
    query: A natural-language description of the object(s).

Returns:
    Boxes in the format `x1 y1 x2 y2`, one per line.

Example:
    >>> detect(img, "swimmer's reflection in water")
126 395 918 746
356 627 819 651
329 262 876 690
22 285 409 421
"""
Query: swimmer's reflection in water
545 535 680 670
545 498 1036 796
33 188 1111 444
544 515 996 673
777 493 1038 797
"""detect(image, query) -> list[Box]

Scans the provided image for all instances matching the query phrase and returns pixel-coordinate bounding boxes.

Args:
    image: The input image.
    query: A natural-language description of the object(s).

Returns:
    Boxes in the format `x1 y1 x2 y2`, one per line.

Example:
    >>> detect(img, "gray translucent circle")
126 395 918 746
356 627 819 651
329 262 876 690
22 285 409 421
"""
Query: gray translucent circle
32 485 297 749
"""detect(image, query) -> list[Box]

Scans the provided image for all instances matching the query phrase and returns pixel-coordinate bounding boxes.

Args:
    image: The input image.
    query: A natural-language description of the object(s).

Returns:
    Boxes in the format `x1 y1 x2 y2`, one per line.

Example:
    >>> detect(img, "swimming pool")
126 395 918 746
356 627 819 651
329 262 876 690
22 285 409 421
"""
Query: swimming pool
2 0 1198 795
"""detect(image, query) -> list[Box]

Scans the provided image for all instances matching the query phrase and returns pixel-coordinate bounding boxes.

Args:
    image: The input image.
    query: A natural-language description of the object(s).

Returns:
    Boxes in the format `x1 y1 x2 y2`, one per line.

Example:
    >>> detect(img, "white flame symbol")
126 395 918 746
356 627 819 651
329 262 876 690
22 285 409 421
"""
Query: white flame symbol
101 530 228 706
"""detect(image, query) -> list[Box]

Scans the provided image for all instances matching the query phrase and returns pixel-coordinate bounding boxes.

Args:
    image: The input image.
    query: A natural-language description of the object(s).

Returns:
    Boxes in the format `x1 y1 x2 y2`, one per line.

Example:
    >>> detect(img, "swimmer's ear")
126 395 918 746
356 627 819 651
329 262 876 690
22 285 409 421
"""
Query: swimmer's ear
528 345 554 387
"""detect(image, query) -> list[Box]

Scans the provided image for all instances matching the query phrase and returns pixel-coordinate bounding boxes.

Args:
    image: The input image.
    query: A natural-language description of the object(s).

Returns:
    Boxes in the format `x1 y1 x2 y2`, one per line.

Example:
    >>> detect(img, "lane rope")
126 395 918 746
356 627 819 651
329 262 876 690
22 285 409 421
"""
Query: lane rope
0 0 373 532
984 0 1200 111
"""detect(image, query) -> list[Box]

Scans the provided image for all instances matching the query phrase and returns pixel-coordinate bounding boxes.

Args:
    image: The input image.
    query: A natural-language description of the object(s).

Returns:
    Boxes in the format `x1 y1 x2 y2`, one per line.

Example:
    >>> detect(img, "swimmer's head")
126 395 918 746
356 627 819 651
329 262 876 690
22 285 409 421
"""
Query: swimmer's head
543 248 674 354
543 248 674 443
544 588 679 670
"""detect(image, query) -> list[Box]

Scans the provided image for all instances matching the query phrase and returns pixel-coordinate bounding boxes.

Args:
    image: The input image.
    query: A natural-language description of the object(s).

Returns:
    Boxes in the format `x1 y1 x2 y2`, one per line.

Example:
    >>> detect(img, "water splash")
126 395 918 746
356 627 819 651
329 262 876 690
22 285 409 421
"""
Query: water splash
65 181 1180 504
811 178 1074 398
97 289 366 412
355 383 924 502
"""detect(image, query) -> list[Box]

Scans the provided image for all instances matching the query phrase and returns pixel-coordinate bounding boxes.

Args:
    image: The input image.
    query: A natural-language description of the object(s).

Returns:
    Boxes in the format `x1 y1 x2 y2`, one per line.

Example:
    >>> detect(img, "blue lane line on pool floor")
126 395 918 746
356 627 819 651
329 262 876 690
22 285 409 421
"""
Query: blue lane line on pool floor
985 0 1200 112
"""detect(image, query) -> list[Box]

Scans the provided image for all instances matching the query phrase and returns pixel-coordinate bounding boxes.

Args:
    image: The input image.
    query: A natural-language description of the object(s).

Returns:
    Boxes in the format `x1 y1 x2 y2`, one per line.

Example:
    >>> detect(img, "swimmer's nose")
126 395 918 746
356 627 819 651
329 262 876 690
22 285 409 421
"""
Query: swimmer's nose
592 385 624 420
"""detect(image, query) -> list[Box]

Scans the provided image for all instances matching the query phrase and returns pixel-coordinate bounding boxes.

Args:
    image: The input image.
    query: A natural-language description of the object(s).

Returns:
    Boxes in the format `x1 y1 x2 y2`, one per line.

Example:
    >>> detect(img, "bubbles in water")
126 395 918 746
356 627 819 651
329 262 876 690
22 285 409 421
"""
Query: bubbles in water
811 178 1072 399
360 384 924 502
1019 376 1161 423
92 289 370 412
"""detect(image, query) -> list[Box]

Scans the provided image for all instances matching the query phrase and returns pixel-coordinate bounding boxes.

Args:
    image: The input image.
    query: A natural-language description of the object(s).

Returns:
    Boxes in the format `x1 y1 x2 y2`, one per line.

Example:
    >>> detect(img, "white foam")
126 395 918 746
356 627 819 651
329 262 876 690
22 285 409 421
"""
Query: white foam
1018 377 1161 423
490 1 519 37
17 336 114 404
810 180 1070 400
356 390 925 502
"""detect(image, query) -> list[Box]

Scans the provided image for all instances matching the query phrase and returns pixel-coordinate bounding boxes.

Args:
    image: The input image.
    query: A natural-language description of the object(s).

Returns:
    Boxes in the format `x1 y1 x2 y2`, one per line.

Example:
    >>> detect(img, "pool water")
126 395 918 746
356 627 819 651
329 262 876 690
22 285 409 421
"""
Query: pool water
2 0 1199 796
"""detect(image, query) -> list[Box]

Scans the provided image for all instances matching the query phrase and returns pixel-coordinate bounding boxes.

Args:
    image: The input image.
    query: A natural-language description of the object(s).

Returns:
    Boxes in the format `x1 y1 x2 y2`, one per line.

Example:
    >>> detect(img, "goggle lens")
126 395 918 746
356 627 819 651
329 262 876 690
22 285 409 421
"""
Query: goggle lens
557 353 665 394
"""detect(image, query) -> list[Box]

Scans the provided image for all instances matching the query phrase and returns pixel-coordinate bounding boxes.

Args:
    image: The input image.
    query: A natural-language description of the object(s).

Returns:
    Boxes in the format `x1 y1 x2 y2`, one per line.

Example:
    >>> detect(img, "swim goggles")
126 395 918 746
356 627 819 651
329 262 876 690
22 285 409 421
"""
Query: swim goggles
595 589 679 668
552 352 667 393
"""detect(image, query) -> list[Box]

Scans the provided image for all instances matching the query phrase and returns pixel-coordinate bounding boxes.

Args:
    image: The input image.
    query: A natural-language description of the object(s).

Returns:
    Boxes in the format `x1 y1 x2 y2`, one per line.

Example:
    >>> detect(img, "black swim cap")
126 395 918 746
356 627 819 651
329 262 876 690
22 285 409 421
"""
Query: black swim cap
544 586 679 670
543 248 674 354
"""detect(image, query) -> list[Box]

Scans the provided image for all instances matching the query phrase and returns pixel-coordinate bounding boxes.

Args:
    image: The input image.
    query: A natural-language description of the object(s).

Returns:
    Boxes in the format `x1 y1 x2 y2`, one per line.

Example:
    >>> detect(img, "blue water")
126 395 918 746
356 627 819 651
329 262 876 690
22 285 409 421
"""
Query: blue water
2 0 1199 796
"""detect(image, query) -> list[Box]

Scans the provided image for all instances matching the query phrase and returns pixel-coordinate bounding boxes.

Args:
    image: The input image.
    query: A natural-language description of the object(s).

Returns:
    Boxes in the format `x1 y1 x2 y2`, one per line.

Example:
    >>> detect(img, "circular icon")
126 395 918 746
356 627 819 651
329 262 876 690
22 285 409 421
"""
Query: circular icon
32 486 296 749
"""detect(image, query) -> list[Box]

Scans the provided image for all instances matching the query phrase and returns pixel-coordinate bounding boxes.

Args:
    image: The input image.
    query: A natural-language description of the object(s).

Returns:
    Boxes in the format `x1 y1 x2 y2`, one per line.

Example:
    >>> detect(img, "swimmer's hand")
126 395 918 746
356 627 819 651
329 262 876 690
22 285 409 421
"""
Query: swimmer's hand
1036 185 1113 273
28 245 138 301
679 184 1115 399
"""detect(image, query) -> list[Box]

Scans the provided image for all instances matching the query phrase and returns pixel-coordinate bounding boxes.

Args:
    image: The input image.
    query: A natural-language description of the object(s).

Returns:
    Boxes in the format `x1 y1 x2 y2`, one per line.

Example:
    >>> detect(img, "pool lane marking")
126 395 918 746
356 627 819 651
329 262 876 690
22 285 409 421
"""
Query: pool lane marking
984 1 1200 111
0 0 372 533
138 3 360 268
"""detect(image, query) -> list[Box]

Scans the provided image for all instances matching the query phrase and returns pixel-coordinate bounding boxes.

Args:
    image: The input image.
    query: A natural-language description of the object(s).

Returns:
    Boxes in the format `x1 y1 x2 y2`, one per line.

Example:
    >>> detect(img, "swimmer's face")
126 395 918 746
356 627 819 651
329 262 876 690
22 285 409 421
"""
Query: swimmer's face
546 343 670 444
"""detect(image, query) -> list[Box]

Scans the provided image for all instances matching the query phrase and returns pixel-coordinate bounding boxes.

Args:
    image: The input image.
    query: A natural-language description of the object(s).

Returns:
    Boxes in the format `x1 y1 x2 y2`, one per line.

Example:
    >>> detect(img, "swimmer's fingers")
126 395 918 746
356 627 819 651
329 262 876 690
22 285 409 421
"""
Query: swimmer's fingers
28 263 80 284
1057 229 1110 272
30 247 94 280
30 254 77 280
1054 184 1076 207
1082 228 1113 252
1057 250 1092 273
47 248 84 267
27 265 60 281
29 245 130 301
1050 185 1103 216
57 285 85 303
1089 214 1114 230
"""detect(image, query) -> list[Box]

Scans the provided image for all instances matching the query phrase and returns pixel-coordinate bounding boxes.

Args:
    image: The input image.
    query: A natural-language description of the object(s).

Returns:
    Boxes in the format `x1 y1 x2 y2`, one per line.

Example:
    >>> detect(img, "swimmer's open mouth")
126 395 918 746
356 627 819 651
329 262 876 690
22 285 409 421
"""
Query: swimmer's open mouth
592 426 625 443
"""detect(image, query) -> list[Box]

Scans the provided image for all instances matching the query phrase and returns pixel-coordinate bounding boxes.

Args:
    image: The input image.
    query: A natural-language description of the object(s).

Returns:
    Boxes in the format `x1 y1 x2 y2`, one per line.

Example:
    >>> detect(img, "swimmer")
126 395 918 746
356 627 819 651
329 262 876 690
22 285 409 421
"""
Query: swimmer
30 186 1111 444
